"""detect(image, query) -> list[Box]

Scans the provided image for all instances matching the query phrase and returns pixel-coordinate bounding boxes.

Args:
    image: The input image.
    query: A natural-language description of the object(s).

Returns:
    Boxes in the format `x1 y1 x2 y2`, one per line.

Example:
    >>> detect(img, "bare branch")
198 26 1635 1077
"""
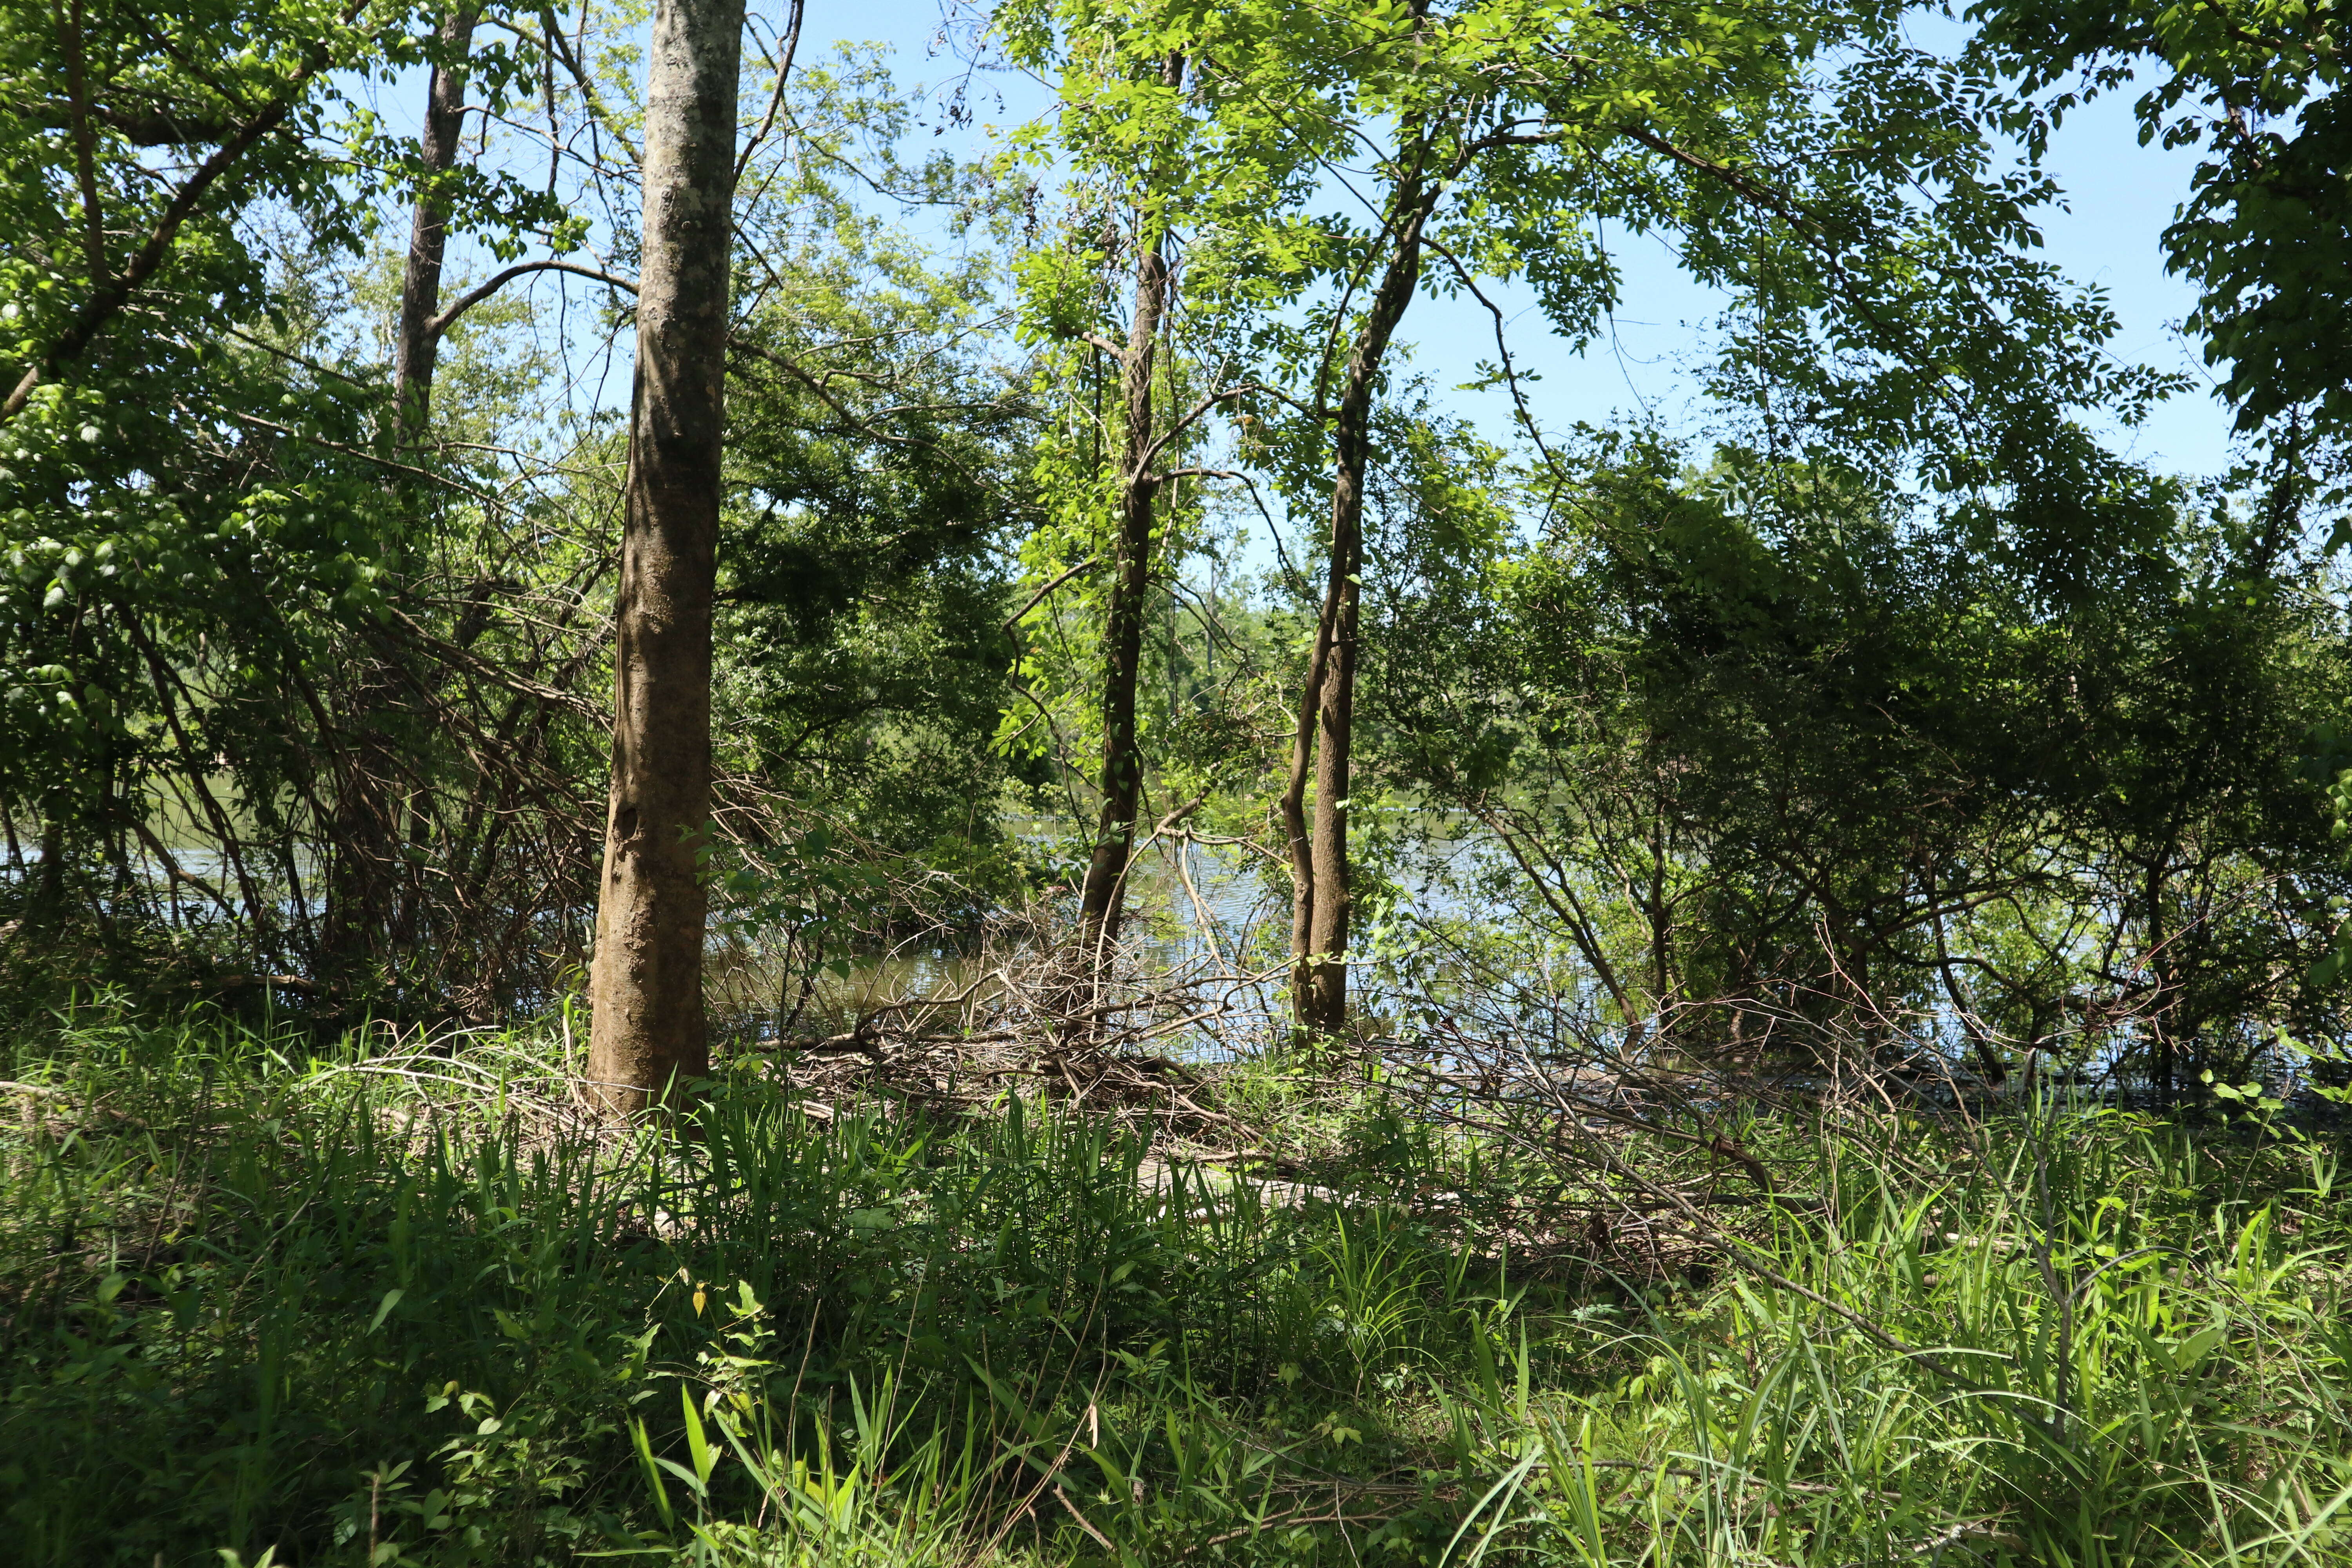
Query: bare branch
425 260 639 341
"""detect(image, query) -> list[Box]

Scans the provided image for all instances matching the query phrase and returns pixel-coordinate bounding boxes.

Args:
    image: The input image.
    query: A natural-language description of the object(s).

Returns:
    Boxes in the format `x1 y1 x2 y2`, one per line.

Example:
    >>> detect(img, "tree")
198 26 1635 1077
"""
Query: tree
583 0 744 1112
321 2 480 986
718 87 1040 916
0 0 619 1009
0 0 384 422
1209 0 2170 1032
1965 0 2352 456
1280 144 1437 1034
0 0 412 966
390 5 483 441
1379 429 2352 1090
1074 83 1180 963
1002 10 1243 967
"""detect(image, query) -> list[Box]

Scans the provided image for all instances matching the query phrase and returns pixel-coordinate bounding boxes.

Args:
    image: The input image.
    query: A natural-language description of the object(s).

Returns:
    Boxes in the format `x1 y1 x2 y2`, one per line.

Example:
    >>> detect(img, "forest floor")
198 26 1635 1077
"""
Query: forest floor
3 998 2350 1567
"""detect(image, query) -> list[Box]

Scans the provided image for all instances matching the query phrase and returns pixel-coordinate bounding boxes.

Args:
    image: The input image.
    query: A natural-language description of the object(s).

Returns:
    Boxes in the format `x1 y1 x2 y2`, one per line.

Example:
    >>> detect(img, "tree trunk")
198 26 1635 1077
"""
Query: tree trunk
321 6 477 986
2145 855 2173 1108
585 0 743 1113
1288 179 1435 1035
33 807 66 924
1075 221 1174 962
391 5 479 441
1279 603 1334 1026
385 7 478 955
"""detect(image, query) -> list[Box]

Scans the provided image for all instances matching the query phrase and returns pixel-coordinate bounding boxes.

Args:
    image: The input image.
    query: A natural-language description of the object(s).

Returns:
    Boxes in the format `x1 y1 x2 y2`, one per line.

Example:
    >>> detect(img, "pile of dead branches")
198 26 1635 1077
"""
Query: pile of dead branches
730 915 1286 1143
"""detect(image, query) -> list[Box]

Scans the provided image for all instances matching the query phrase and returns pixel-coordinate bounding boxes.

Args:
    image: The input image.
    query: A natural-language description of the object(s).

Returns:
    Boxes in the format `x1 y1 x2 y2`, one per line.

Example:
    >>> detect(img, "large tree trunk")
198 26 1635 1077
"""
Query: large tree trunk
1075 229 1173 962
1287 180 1434 1035
322 6 477 984
585 0 743 1113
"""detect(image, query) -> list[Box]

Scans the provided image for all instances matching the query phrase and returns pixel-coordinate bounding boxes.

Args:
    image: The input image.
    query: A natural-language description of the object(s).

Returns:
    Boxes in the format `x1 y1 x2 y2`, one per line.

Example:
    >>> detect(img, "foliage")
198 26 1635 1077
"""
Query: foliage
0 25 1043 1008
8 0 2352 1555
4 1001 2350 1565
0 0 589 1005
717 63 1039 893
1965 0 2352 450
1374 431 2352 1090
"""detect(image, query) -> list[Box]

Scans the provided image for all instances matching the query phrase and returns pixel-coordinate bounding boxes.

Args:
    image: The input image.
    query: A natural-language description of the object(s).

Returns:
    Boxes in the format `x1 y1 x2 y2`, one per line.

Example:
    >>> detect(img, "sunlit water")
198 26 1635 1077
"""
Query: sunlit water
23 817 2342 1122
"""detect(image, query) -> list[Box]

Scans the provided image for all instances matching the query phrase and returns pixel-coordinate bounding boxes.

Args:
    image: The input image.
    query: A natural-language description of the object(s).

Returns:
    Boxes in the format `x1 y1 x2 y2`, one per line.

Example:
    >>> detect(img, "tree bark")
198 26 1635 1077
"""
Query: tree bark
1075 220 1174 962
1288 175 1436 1035
1073 50 1184 967
585 0 743 1113
391 5 479 441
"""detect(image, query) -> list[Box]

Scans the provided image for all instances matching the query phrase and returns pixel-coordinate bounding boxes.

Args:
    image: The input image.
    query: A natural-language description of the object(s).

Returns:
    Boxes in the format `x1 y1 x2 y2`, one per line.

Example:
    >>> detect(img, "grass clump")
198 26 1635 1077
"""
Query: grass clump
2 999 2348 1566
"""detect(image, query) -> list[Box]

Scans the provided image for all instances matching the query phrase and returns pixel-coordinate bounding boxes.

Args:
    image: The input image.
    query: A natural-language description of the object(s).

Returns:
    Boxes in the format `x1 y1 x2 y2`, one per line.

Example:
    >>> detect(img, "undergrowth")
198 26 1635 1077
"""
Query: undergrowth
1 999 2348 1566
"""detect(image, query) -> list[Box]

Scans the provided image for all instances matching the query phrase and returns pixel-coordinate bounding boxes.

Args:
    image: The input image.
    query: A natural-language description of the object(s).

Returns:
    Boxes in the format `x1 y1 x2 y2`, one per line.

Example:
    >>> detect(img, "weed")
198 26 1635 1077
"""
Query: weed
2 1002 2347 1565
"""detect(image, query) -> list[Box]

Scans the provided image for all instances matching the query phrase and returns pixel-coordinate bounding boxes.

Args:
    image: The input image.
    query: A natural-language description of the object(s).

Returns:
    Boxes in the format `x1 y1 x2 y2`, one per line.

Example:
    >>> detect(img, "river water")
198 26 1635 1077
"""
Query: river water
52 812 2342 1120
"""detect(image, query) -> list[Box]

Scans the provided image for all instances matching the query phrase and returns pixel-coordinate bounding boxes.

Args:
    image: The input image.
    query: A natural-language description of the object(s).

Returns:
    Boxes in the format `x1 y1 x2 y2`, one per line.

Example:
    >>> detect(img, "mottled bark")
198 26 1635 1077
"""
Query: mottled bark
1075 51 1183 967
390 5 479 440
1075 240 1172 959
585 0 743 1112
1288 179 1436 1035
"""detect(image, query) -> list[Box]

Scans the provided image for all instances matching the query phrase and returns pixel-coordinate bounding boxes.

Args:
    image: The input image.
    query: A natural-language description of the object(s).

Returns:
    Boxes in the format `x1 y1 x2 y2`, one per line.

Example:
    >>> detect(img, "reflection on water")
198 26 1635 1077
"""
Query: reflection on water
54 809 2333 1123
702 818 1495 1059
707 834 1291 1047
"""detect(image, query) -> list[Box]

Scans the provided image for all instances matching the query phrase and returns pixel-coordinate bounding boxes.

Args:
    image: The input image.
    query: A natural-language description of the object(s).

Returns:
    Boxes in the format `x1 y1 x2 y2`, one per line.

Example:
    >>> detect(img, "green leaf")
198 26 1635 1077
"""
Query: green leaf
680 1384 719 1489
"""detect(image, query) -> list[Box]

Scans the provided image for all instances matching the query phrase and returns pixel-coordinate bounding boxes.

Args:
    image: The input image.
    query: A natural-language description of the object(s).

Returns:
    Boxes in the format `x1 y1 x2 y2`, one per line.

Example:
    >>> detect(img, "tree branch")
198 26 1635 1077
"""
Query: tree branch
0 95 240 145
734 0 804 182
425 259 638 340
1 4 364 423
1003 556 1099 650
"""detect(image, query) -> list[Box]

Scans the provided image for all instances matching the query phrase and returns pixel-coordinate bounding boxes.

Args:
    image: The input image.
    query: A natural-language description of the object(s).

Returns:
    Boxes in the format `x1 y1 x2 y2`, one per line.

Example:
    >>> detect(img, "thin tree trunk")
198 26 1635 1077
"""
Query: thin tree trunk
1076 195 1176 962
321 5 479 987
386 6 477 955
2145 856 2172 1108
392 5 480 441
585 0 743 1113
1287 179 1436 1034
33 808 66 923
1280 601 1334 1025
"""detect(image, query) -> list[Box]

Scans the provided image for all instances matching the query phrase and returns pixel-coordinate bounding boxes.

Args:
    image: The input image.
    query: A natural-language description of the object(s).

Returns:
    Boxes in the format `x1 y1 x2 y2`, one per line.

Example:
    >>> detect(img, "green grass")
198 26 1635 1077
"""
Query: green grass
2 999 2348 1566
